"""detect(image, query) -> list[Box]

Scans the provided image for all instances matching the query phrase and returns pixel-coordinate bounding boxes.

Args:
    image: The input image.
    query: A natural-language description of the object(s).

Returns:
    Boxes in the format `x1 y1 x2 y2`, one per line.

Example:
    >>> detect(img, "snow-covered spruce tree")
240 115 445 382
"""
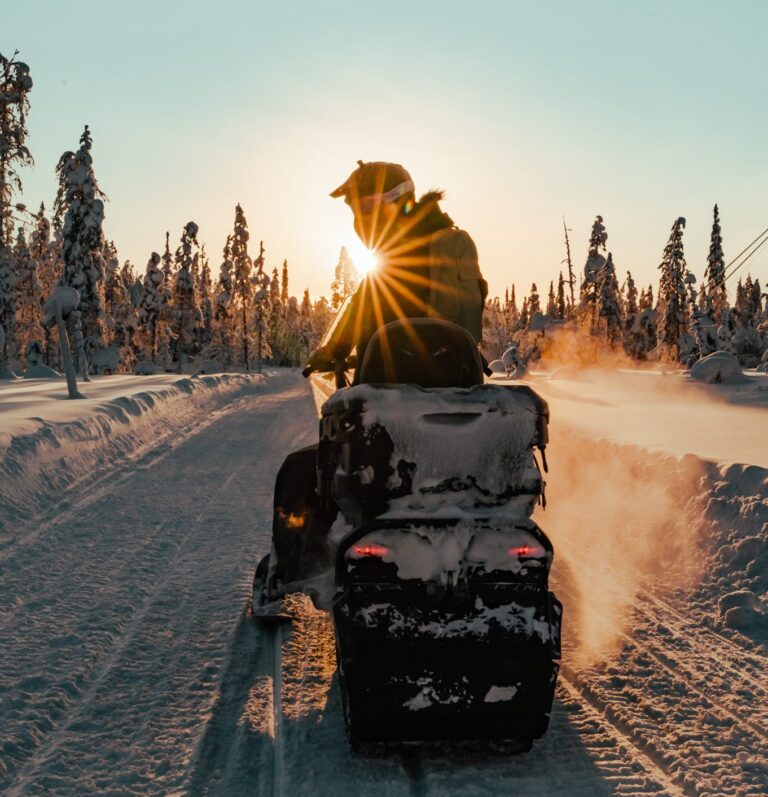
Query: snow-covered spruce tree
331 246 359 311
139 251 167 361
300 289 312 359
556 273 566 320
13 225 45 368
596 252 624 346
172 221 202 371
656 217 690 362
198 245 213 352
281 259 289 306
519 297 529 329
0 52 33 369
251 240 271 372
703 204 727 324
580 215 608 327
161 231 174 285
481 297 506 358
54 125 107 372
504 284 519 335
268 263 288 363
546 281 556 317
230 204 254 369
528 284 541 317
212 236 234 368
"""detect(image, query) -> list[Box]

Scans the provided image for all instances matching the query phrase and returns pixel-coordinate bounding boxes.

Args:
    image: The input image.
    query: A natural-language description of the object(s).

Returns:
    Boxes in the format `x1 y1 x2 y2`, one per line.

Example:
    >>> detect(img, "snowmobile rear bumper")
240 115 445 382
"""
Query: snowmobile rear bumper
333 585 561 744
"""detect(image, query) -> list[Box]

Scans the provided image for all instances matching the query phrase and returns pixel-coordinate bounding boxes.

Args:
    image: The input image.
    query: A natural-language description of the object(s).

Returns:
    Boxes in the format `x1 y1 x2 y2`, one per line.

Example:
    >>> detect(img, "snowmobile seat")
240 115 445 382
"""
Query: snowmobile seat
358 318 484 388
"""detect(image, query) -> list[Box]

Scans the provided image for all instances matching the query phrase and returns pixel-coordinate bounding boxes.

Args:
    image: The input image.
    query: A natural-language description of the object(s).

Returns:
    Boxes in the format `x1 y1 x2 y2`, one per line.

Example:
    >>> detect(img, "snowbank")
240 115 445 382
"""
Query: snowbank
690 351 748 384
0 373 268 546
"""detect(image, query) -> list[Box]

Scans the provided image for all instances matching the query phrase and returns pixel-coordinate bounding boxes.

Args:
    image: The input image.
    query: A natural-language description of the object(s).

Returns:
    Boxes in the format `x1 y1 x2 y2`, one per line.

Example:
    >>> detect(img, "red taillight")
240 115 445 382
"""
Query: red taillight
508 544 545 558
352 543 389 558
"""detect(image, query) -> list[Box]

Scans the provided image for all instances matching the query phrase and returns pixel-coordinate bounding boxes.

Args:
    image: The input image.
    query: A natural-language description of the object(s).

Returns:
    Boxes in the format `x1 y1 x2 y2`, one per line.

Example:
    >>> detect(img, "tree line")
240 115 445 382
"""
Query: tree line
482 211 767 368
0 51 360 377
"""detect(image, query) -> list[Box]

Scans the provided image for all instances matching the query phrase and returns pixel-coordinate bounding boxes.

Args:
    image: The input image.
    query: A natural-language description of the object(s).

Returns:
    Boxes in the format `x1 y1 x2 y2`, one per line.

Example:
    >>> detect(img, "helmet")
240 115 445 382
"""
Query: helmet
330 161 414 209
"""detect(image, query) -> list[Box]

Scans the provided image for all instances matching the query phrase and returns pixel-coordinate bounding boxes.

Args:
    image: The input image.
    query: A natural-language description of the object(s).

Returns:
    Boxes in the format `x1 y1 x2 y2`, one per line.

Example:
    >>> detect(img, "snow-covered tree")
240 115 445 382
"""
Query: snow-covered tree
656 217 690 362
580 215 608 320
702 204 727 324
212 237 234 367
13 225 44 367
172 221 202 370
528 283 541 317
251 240 271 372
198 246 213 351
0 51 33 368
230 204 254 368
139 251 167 361
596 252 624 345
55 125 107 370
331 246 358 311
556 273 566 320
546 281 556 317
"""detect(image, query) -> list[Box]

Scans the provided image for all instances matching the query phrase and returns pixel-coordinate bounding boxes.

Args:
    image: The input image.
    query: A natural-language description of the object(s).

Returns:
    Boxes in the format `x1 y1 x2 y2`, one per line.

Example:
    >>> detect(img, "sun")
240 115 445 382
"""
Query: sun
346 238 379 276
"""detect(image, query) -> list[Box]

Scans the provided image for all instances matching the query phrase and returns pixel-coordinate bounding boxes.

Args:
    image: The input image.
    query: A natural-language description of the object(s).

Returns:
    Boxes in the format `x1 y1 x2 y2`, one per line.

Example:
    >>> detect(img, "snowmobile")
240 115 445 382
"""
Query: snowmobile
253 317 561 749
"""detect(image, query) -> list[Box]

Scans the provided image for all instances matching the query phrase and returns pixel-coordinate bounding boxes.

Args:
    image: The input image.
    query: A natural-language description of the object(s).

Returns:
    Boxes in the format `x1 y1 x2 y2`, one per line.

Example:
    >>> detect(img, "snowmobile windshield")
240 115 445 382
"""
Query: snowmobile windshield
319 295 353 351
358 318 484 388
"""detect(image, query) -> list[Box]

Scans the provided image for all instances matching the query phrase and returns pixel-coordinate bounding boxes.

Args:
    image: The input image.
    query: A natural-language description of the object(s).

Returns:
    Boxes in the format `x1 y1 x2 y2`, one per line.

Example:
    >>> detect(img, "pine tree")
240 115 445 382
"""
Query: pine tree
0 52 33 369
546 281 556 317
212 237 234 367
198 248 213 351
596 252 624 345
656 217 690 362
581 215 608 316
703 204 727 324
172 221 202 371
331 246 358 311
251 240 271 372
139 252 166 360
281 259 289 306
528 284 541 317
556 272 566 319
230 204 254 369
624 271 638 318
55 125 107 370
161 231 174 285
13 225 44 367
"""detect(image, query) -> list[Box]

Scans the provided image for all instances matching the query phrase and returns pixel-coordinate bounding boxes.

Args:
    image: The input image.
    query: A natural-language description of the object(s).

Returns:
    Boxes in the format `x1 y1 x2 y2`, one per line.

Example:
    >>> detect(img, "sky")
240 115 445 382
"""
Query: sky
4 0 768 301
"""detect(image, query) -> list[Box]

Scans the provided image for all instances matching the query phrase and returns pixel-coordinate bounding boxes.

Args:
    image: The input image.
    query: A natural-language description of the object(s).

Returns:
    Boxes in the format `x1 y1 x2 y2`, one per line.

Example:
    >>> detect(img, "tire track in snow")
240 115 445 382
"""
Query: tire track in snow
0 374 316 795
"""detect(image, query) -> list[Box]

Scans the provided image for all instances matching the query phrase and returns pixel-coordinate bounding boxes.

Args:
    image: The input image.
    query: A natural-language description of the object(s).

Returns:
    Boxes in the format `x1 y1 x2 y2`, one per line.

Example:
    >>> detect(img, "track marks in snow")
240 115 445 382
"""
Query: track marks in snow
0 373 317 796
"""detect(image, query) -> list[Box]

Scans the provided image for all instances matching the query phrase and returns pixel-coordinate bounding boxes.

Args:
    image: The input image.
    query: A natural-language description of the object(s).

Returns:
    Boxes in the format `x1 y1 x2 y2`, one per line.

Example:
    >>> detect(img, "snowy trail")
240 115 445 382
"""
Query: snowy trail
1 372 312 795
2 370 767 795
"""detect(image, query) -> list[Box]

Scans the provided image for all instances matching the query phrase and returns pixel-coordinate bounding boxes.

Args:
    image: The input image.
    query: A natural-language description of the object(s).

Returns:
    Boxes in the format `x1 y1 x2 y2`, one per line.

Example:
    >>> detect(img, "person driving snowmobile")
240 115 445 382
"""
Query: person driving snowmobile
305 160 488 379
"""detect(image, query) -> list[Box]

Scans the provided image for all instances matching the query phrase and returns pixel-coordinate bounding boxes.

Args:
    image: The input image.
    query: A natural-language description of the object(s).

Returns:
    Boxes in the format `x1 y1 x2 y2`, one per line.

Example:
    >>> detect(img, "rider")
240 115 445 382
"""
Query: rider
257 163 488 604
306 160 488 377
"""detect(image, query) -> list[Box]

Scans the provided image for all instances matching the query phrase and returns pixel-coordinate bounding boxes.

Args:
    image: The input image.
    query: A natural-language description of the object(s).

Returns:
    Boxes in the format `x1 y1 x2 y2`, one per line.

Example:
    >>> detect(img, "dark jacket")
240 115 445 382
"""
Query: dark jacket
324 200 486 363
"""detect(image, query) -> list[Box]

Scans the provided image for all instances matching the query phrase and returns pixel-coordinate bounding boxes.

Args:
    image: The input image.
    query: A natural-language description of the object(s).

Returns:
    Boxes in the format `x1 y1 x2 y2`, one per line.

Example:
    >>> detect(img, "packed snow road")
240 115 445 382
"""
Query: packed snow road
1 370 767 796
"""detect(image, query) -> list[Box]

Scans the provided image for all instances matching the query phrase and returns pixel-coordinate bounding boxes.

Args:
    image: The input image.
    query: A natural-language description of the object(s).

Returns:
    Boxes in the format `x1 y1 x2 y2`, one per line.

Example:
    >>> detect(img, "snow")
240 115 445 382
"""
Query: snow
1 366 767 795
484 685 518 703
325 383 544 512
531 366 768 468
691 350 749 384
0 372 268 544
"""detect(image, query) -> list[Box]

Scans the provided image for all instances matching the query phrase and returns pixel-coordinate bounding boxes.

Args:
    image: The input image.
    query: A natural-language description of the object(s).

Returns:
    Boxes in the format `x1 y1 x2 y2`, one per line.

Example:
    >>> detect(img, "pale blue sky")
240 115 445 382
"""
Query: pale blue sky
4 0 767 298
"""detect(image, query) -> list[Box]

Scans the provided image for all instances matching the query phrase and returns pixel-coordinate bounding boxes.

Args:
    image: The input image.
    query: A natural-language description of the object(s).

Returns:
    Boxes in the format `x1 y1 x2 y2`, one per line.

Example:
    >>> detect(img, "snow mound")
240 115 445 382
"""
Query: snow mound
0 373 267 545
691 351 748 384
23 364 61 379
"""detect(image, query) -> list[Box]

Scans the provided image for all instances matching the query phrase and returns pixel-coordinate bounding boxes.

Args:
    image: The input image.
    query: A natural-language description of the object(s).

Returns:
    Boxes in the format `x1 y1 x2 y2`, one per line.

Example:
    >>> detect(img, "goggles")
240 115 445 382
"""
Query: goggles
349 180 415 214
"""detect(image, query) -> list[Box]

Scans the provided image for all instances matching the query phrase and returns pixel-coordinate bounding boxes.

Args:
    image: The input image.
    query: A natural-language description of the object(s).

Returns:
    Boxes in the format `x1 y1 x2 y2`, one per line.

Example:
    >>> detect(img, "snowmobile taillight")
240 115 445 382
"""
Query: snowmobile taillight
351 543 389 558
508 543 546 558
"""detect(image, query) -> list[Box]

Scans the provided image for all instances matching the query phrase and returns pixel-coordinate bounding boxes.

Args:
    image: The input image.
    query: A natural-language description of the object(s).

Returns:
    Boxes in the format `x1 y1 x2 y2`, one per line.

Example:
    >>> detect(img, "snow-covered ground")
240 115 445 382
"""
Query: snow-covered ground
0 368 766 796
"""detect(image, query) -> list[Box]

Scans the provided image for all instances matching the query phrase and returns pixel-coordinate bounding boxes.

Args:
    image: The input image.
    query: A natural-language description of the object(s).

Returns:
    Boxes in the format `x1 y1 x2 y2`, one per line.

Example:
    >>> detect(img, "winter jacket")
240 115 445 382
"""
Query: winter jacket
320 212 486 364
427 227 486 343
